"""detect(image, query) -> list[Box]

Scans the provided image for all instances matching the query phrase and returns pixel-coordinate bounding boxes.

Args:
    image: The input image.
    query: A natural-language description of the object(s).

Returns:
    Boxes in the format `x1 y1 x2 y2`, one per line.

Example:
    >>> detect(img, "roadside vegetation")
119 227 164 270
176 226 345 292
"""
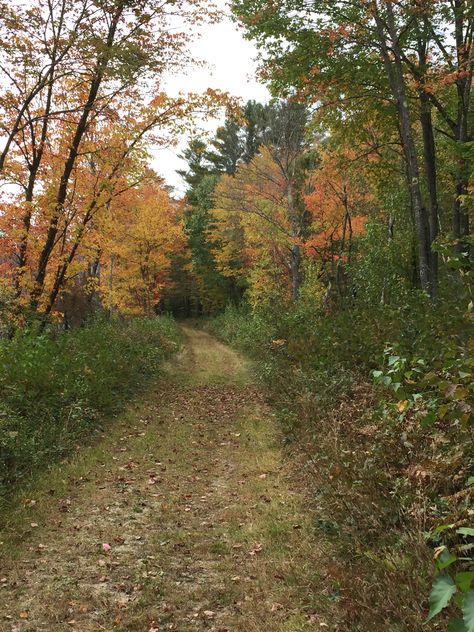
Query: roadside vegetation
203 288 472 629
0 317 181 504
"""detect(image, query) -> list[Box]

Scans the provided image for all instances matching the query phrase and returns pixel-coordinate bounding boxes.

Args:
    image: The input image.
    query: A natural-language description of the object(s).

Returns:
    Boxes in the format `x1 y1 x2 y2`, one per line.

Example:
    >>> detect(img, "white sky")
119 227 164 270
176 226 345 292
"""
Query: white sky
152 11 270 196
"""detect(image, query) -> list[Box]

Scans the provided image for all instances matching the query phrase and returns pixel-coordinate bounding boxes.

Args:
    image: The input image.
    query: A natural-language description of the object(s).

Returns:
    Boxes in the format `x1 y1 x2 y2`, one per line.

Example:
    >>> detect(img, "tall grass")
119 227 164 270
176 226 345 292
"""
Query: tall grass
0 316 181 497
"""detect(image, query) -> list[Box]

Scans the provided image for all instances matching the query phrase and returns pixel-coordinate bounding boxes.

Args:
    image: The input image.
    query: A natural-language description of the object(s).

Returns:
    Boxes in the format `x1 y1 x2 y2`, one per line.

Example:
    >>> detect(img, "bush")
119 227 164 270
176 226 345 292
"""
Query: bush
204 288 473 630
0 315 181 498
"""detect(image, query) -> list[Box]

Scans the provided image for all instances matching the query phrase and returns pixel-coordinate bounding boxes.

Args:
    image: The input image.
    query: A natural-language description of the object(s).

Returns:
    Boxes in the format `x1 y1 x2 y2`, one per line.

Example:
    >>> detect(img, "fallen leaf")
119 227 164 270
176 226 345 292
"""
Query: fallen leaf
203 610 215 618
249 543 263 556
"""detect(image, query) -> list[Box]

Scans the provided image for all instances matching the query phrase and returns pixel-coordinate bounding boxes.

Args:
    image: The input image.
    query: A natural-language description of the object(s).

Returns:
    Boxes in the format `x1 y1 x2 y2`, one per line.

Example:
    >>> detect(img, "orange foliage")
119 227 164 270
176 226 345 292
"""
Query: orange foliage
99 177 185 316
303 149 371 264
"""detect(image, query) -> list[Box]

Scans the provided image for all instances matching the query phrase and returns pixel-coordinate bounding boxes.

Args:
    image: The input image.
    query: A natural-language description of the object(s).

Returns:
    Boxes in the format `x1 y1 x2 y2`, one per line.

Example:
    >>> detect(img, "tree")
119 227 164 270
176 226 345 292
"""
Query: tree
175 101 269 312
212 138 310 303
0 0 221 324
304 148 371 294
101 176 184 315
232 0 474 296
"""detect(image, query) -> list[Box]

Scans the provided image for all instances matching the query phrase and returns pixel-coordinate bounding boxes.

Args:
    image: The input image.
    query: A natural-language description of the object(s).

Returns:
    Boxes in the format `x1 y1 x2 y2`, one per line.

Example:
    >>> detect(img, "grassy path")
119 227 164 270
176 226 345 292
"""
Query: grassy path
0 327 324 632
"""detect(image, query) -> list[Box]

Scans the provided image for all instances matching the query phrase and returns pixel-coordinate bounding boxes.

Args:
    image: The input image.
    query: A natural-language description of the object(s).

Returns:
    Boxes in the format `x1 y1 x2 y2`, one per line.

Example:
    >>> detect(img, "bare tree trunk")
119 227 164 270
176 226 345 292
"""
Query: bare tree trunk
290 244 301 301
287 182 301 301
452 0 472 247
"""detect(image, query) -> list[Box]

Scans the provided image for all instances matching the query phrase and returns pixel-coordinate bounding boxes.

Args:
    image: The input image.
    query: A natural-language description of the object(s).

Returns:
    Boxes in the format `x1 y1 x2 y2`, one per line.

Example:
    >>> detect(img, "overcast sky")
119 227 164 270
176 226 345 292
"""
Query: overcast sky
152 11 270 195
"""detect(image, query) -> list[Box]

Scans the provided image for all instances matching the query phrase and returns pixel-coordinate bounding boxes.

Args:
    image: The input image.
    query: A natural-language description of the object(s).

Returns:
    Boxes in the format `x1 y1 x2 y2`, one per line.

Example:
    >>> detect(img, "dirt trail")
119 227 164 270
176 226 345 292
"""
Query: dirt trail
0 327 324 632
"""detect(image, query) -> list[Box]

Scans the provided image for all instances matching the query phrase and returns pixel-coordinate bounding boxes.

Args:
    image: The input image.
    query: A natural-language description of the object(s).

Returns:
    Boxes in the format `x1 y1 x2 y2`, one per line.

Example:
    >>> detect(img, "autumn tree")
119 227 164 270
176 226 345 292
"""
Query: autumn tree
232 0 474 297
304 147 372 295
99 175 184 315
0 0 220 324
211 147 309 304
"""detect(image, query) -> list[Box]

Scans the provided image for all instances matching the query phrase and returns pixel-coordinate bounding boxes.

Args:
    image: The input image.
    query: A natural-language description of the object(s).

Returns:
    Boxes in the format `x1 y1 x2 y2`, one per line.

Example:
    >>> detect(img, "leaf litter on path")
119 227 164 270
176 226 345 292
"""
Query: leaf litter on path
0 327 327 631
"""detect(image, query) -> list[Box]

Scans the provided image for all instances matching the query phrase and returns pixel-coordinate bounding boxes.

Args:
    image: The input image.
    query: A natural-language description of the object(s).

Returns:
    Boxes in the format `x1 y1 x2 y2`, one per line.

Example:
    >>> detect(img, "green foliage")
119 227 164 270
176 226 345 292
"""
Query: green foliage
351 219 412 306
426 575 457 621
372 339 472 431
0 316 181 499
423 521 474 630
464 590 474 632
205 272 472 629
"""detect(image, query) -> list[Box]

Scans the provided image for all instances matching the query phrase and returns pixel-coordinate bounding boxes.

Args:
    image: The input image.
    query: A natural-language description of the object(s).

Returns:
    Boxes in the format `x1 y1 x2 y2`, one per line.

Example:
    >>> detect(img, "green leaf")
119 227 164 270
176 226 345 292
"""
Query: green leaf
437 549 458 571
448 619 467 632
422 370 438 384
426 575 457 622
456 572 474 594
463 590 474 632
454 387 469 400
422 411 437 428
457 528 474 537
437 403 450 419
431 523 456 538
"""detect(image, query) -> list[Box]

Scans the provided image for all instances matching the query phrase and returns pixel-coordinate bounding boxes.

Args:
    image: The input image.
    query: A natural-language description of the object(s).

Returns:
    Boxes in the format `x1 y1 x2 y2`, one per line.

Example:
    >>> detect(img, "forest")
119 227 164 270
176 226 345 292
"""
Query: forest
0 1 472 631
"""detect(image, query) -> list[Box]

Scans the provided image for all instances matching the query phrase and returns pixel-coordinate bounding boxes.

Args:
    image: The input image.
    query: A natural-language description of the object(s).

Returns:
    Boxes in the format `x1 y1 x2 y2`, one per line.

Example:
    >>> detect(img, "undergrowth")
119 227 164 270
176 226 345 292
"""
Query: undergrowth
204 295 473 631
0 316 181 503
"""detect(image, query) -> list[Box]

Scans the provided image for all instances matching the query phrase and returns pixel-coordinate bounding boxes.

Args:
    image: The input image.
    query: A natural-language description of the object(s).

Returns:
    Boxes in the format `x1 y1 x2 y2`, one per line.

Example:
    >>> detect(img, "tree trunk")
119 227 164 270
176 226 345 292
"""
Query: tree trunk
290 244 301 301
30 5 124 309
419 90 439 292
452 0 472 247
287 181 301 301
452 83 470 248
374 1 434 296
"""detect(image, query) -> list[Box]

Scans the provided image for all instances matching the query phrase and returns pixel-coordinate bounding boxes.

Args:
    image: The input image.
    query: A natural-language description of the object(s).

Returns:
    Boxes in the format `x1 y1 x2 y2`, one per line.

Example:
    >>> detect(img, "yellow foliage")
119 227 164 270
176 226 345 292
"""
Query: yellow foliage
100 177 185 315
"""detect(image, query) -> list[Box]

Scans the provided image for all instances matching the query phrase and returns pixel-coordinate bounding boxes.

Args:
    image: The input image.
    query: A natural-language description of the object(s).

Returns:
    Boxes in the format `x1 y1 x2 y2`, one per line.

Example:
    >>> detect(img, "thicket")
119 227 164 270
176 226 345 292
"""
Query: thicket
204 272 472 629
0 316 181 502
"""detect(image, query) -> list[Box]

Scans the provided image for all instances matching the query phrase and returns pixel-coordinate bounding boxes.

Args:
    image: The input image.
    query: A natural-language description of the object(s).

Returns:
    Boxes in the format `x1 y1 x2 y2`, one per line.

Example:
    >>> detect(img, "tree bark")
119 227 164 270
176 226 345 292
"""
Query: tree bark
290 244 301 302
374 1 434 296
287 180 301 301
452 0 472 246
419 90 439 292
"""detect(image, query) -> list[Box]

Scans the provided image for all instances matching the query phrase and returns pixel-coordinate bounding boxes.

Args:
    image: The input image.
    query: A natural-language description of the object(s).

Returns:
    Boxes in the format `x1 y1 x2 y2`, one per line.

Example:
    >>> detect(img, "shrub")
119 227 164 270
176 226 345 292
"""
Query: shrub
204 287 473 630
0 315 181 498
